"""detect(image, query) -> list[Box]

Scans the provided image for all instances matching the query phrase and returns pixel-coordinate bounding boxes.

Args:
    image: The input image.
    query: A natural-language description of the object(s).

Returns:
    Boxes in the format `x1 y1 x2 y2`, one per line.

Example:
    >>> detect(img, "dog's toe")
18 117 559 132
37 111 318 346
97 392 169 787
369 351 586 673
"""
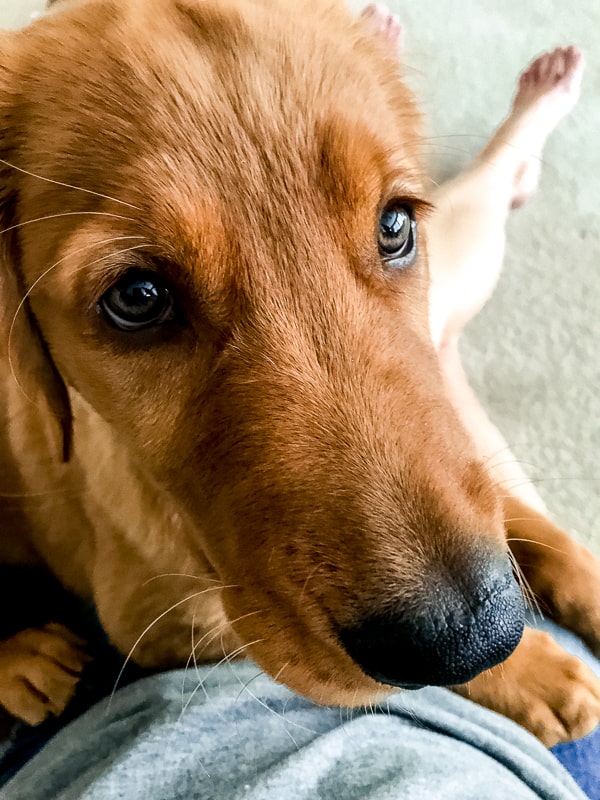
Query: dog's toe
518 646 600 746
0 623 90 725
459 628 600 747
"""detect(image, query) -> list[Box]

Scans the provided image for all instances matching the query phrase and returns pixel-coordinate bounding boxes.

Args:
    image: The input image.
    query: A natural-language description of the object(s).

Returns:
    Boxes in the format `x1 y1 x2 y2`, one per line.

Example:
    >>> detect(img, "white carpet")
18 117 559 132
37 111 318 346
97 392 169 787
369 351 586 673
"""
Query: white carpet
2 1 599 552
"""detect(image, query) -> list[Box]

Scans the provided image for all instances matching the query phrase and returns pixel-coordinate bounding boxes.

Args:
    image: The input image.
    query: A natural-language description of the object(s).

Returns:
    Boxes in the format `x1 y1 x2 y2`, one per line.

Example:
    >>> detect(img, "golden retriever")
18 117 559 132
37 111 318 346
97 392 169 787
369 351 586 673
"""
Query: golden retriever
0 0 599 749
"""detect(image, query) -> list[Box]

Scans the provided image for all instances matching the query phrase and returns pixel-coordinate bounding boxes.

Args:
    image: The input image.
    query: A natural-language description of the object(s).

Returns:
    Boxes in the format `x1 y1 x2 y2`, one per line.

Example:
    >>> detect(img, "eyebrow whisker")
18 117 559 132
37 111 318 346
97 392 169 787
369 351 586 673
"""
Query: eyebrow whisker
0 210 135 237
0 157 142 211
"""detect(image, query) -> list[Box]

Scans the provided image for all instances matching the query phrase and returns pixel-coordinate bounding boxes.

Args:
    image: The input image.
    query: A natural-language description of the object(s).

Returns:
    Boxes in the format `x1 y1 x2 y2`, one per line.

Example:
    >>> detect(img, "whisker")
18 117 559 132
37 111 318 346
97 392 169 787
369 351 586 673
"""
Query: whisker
349 687 359 726
507 548 543 618
481 444 516 466
179 639 263 721
8 237 148 405
298 564 322 604
488 458 539 473
184 608 262 688
425 133 497 141
184 599 201 712
0 157 141 210
143 573 221 586
0 210 134 237
271 661 290 684
505 535 566 556
183 621 228 693
228 662 317 740
0 487 73 498
497 476 600 493
108 585 229 708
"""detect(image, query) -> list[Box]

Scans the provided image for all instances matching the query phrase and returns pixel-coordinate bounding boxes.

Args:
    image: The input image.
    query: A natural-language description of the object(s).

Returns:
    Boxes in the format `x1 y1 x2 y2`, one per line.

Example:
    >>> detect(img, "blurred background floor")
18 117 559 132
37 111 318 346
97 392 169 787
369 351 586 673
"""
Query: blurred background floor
2 0 599 552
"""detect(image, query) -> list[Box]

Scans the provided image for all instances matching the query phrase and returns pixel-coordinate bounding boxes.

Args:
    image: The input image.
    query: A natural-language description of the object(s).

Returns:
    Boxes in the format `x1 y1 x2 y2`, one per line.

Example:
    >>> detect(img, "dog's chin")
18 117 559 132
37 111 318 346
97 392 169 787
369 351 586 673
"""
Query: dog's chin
247 641 393 708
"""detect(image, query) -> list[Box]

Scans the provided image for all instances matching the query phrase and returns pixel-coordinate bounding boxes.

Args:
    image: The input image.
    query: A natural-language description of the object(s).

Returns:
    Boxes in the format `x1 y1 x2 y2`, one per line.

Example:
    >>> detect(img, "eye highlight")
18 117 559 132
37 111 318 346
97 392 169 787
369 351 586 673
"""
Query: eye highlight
377 204 417 268
98 271 176 331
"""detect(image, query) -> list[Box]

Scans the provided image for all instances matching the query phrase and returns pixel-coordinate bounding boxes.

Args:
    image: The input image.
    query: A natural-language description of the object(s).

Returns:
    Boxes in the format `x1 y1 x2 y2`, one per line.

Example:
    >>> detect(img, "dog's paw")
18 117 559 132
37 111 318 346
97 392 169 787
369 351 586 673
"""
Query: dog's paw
544 544 600 660
0 623 90 726
457 628 600 747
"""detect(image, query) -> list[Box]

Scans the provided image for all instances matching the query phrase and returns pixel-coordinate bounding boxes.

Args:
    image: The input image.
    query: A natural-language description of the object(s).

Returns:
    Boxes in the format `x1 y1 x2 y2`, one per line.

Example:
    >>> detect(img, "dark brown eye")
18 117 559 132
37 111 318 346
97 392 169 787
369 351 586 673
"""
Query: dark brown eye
378 204 417 267
99 271 175 331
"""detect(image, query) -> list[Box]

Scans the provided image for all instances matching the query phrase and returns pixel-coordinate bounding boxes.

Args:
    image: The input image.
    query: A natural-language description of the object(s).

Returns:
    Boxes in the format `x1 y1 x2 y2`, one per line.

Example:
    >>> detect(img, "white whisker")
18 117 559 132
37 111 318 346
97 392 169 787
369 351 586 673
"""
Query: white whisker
228 661 317 740
179 639 263 721
0 157 141 210
184 608 261 688
143 573 221 586
507 547 543 618
108 585 229 709
8 236 147 405
0 210 134 237
505 535 566 556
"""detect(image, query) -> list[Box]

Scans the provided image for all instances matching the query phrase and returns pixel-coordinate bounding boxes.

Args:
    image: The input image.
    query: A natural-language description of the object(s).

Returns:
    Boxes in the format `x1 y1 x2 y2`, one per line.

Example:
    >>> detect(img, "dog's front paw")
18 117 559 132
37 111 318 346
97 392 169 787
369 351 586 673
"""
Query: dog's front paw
505 500 600 658
0 623 90 726
456 628 600 747
544 544 600 659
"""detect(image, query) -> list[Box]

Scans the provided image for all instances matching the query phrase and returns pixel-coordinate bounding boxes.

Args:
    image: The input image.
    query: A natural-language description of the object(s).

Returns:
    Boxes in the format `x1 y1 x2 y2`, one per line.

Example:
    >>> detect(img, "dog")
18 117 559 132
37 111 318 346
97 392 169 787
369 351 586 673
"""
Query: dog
0 0 599 749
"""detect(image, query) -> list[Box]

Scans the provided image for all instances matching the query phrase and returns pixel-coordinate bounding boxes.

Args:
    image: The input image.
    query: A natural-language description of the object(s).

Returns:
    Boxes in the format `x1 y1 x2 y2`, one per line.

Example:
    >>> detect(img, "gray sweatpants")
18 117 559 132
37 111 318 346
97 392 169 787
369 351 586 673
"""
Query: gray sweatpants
2 618 592 800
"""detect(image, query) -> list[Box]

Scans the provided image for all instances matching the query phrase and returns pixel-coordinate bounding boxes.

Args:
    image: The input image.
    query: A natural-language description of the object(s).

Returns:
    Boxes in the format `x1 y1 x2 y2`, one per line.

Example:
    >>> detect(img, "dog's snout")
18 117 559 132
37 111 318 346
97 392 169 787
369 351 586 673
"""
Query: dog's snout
339 555 524 688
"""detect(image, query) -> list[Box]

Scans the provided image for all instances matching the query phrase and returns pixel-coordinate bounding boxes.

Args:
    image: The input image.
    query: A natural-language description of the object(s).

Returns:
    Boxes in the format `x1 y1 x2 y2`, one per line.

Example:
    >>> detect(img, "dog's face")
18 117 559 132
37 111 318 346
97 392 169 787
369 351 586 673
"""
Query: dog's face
0 0 523 704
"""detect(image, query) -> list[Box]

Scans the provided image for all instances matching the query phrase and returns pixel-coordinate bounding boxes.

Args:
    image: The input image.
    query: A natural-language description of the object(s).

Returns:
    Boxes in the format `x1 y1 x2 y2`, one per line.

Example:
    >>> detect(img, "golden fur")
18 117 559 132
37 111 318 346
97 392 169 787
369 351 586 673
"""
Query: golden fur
0 0 599 747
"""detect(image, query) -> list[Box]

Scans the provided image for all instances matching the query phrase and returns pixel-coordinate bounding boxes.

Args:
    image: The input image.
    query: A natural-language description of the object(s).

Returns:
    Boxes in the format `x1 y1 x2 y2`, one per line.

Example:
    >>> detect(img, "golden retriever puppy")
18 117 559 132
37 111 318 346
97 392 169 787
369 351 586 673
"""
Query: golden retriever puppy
0 0 599 748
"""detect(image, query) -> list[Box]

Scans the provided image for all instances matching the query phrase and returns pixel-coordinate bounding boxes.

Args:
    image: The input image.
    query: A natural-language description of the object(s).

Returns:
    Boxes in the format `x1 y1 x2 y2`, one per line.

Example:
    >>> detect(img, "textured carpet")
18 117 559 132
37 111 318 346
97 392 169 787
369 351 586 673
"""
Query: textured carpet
2 1 599 553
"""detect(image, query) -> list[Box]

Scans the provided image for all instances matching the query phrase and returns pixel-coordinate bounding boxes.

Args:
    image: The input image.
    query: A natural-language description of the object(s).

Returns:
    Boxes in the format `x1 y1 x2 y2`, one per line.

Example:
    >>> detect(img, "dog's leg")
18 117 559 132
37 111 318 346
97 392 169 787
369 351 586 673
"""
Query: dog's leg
0 623 90 726
427 49 600 744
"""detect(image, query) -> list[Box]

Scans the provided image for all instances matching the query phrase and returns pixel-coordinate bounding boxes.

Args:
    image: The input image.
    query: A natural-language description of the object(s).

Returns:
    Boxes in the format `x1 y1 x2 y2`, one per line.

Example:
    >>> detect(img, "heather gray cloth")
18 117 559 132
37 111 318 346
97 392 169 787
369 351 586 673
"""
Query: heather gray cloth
3 660 586 800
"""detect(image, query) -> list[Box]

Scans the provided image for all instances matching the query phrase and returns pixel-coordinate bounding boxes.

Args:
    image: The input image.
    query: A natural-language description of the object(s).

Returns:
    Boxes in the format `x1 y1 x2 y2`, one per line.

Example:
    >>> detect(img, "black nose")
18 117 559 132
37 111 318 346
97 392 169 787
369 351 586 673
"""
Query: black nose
339 554 524 688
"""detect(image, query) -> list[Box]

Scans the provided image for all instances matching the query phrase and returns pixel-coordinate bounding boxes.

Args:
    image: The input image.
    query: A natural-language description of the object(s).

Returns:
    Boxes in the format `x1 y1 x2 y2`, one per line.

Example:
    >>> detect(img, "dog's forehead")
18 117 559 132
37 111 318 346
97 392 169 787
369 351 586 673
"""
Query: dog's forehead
14 0 424 277
120 1 424 247
42 2 418 179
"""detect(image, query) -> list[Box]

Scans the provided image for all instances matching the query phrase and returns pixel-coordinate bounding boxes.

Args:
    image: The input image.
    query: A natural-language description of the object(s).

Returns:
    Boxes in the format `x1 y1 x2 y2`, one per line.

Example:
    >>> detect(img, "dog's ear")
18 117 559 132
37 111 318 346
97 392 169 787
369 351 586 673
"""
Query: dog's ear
0 34 73 462
0 246 73 463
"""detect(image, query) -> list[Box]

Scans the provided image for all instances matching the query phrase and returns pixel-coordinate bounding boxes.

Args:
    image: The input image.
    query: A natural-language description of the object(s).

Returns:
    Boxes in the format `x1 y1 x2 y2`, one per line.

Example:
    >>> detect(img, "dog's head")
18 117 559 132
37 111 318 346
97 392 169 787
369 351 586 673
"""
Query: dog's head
0 0 523 704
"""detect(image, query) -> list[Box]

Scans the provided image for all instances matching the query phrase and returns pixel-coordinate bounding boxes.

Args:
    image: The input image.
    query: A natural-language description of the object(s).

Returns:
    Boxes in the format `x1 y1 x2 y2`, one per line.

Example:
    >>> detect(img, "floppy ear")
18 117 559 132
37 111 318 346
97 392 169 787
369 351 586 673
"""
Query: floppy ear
0 249 73 463
0 34 72 462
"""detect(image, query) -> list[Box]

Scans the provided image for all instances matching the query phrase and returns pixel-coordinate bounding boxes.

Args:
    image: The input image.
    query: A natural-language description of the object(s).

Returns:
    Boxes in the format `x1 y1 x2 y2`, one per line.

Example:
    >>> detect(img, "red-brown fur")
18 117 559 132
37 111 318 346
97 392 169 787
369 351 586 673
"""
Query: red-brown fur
0 0 599 747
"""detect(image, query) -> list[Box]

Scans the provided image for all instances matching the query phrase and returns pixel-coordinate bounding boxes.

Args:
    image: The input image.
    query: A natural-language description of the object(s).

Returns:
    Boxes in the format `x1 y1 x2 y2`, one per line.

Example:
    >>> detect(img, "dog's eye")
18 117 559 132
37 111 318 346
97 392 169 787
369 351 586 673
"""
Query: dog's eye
99 272 175 331
377 204 417 268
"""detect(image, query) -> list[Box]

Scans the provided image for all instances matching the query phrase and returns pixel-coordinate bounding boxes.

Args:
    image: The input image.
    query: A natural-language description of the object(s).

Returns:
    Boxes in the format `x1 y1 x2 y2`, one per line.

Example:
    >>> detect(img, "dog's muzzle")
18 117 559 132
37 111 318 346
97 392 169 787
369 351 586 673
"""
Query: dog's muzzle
339 552 524 688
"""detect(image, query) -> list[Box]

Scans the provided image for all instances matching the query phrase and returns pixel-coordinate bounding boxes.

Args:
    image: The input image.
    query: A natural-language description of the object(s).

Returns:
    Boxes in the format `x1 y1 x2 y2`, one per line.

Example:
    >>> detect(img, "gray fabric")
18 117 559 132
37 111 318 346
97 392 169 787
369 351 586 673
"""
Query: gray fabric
3 657 586 800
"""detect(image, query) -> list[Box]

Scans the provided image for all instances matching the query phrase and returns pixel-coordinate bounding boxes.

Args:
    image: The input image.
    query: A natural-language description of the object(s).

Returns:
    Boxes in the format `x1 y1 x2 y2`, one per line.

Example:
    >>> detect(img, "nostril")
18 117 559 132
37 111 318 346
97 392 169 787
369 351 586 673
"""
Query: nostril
339 555 524 688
